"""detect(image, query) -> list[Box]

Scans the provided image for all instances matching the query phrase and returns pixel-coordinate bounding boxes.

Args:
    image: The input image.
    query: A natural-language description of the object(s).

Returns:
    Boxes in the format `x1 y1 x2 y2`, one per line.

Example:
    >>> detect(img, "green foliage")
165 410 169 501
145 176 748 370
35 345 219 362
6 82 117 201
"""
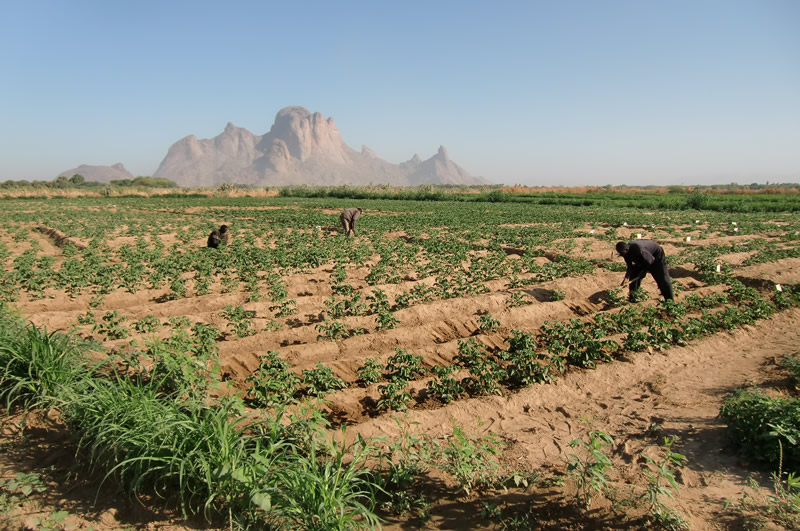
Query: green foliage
782 352 800 386
220 305 256 338
640 437 689 530
566 424 615 508
92 310 130 339
477 313 500 332
301 363 346 397
357 358 384 386
433 421 503 495
506 291 530 308
132 314 161 333
385 348 426 382
377 380 412 411
426 365 464 403
720 388 800 472
368 288 398 330
315 318 363 341
246 351 300 407
603 287 626 308
0 321 89 410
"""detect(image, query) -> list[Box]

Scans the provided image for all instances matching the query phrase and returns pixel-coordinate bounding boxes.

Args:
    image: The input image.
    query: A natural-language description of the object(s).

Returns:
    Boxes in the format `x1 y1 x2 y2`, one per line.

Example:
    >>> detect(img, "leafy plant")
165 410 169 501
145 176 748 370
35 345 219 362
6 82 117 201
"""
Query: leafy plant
220 305 256 338
133 314 161 333
478 313 500 332
377 380 412 411
385 348 426 382
566 424 615 508
246 351 300 407
92 310 130 340
434 421 503 495
301 363 346 397
426 365 464 404
640 437 689 530
507 291 530 308
719 388 800 472
368 289 399 330
357 358 384 386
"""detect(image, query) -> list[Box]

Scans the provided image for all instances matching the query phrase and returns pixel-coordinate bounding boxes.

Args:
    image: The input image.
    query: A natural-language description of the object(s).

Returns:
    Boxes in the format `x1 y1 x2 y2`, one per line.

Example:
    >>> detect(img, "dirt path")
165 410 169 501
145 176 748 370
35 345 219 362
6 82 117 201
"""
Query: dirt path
375 307 800 530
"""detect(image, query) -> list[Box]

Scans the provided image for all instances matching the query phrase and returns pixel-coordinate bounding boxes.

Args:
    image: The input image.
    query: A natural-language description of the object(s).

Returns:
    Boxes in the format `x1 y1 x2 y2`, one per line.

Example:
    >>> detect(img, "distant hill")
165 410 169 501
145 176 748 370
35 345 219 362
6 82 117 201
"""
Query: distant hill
153 106 488 187
58 163 134 183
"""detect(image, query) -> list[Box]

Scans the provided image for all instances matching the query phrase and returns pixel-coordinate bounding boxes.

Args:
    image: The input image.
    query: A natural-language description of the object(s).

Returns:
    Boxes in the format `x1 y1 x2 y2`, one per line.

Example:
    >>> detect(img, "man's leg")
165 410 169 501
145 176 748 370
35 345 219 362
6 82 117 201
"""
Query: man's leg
340 215 350 237
652 260 674 300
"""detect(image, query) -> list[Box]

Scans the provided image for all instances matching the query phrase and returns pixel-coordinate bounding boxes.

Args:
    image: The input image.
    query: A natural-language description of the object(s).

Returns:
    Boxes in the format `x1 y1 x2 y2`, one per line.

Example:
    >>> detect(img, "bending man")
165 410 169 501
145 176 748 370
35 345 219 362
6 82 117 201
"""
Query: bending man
615 240 674 301
207 225 229 248
340 208 363 238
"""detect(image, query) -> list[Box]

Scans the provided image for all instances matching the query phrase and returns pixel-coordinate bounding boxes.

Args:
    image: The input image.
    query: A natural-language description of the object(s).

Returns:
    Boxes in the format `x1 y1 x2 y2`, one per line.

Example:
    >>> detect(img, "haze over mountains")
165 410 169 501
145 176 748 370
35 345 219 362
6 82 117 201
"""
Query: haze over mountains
58 107 488 187
58 163 134 182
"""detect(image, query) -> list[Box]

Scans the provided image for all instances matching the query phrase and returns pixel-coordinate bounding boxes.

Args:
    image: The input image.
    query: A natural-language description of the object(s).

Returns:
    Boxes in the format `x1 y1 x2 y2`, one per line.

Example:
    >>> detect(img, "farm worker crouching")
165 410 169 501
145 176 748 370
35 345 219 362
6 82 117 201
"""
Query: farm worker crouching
340 208 363 238
207 225 229 248
615 240 674 301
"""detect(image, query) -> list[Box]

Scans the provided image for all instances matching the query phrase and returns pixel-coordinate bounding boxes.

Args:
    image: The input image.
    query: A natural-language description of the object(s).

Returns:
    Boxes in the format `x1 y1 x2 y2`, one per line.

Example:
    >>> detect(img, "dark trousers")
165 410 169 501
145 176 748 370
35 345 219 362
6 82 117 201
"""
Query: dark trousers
629 258 674 300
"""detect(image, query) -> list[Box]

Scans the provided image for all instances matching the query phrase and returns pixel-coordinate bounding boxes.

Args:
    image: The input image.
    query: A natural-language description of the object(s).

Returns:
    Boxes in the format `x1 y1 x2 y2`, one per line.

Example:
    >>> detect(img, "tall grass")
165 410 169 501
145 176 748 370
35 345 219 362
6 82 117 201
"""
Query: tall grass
0 307 89 410
0 306 385 528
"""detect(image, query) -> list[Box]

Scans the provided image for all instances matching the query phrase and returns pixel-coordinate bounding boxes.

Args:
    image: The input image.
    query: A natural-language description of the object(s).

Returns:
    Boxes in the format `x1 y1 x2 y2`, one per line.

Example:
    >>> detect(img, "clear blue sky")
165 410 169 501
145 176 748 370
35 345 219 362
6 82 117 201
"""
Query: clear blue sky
1 0 798 186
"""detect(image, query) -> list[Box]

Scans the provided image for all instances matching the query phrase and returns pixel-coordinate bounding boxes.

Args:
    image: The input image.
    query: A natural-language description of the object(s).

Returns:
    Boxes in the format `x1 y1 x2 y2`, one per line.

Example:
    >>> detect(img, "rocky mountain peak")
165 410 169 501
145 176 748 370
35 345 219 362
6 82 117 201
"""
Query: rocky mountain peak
152 106 488 187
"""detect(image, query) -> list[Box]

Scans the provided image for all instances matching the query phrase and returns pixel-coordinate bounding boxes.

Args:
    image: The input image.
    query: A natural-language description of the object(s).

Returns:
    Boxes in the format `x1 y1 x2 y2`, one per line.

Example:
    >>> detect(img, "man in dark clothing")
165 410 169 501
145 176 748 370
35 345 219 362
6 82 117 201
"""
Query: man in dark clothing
340 208 363 237
616 240 674 301
207 225 229 248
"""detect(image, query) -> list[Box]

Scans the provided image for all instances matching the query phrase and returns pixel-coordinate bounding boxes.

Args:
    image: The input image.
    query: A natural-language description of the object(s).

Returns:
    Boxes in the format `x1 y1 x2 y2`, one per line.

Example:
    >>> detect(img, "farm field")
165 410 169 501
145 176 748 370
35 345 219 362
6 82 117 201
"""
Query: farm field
1 192 800 530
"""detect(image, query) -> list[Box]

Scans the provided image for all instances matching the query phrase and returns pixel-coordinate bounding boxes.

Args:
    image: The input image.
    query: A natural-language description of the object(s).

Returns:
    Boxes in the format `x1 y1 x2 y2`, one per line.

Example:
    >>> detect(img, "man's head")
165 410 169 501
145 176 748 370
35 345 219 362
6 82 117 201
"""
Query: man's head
615 241 629 256
357 208 363 214
219 225 228 233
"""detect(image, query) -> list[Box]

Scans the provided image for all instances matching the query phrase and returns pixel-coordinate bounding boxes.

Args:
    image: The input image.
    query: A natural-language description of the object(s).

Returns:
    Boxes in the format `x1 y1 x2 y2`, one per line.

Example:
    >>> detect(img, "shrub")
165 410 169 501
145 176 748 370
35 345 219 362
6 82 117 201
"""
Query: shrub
719 388 800 473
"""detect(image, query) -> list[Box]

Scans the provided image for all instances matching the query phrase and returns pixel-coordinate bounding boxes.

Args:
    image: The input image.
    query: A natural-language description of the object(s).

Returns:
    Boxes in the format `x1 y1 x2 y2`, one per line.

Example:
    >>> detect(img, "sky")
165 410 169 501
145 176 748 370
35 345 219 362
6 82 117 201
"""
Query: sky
1 1 798 186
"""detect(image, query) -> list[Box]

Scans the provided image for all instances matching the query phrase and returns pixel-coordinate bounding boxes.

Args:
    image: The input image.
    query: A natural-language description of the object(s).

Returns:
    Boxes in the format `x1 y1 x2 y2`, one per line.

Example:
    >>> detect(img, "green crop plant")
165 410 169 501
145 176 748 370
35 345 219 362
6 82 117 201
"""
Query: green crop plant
385 348 426 382
264 431 384 530
246 351 300 407
301 363 346 397
629 287 649 303
426 365 464 403
92 310 130 340
433 421 503 496
220 305 256 338
270 298 297 317
142 332 221 402
132 315 161 333
719 388 800 472
566 424 615 508
507 291 530 308
315 318 352 341
168 276 188 300
639 436 689 530
368 289 398 330
168 315 192 329
603 287 626 308
783 352 800 386
220 274 240 293
357 358 384 386
377 380 412 411
0 316 89 410
478 313 500 333
76 310 95 325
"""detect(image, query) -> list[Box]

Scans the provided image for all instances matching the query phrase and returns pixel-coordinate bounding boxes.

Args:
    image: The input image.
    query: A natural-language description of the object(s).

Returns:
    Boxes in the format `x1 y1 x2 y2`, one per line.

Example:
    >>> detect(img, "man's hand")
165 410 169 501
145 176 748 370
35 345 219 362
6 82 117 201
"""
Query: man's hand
620 276 628 286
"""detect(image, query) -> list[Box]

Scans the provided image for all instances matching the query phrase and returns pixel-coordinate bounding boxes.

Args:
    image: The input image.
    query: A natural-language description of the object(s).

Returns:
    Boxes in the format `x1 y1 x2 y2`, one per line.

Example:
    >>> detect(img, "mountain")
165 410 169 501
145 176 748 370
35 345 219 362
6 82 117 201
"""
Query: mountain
153 106 487 187
58 163 134 182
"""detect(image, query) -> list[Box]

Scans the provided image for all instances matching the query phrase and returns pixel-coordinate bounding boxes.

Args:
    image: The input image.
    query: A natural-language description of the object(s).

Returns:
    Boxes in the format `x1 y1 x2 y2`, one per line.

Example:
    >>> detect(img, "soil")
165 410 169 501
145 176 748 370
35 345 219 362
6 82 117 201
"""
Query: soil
1 226 799 530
